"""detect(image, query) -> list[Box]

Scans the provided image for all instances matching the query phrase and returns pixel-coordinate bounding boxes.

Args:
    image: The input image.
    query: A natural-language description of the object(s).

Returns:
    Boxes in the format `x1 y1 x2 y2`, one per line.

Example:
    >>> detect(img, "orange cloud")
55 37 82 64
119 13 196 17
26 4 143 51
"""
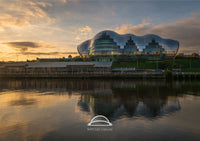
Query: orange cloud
1 41 54 52
0 40 77 61
78 26 93 35
0 0 54 30
75 26 93 42
115 13 200 53
0 14 30 29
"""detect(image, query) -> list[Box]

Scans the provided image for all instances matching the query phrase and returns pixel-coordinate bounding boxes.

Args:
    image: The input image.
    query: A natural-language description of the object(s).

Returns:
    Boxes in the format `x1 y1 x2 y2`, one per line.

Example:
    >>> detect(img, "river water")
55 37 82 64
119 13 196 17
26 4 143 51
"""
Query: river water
0 79 200 141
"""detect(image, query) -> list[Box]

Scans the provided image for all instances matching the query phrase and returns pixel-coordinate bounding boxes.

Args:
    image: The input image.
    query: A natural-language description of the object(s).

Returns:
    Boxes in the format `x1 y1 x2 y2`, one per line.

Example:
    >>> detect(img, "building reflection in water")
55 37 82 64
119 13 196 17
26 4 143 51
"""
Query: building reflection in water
0 79 200 141
78 87 181 121
4 79 200 121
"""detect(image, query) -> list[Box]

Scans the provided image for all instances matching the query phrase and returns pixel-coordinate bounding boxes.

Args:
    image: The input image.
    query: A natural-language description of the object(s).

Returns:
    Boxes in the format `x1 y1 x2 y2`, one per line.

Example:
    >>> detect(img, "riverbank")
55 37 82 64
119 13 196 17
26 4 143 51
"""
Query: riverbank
1 72 200 80
0 59 199 80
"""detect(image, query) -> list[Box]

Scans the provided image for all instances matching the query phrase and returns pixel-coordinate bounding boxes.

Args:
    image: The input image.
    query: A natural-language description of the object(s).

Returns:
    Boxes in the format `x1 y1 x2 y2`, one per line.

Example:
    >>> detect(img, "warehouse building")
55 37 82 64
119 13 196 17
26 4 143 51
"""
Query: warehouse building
0 62 112 75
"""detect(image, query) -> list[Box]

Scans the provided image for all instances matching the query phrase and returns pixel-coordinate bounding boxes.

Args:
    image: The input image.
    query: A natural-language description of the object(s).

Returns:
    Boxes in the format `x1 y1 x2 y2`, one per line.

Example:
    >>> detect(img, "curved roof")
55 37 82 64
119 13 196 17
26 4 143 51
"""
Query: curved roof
77 30 179 56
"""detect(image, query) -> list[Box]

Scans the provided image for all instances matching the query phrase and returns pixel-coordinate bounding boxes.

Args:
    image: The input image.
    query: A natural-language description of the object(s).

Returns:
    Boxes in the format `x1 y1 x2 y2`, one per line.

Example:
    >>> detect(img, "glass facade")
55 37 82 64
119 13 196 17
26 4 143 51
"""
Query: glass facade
123 37 139 55
77 30 179 59
142 39 166 55
90 32 120 56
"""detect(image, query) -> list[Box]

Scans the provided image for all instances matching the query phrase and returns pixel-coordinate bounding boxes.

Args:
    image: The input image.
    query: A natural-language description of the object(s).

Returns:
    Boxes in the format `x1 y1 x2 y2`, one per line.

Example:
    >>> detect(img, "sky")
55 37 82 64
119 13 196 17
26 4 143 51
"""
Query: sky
0 0 200 61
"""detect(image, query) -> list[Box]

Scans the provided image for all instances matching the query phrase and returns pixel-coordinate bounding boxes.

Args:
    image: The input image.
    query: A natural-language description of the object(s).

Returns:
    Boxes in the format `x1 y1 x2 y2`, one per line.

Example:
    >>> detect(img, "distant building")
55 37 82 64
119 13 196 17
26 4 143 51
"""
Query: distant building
36 57 73 62
77 30 179 61
0 62 112 75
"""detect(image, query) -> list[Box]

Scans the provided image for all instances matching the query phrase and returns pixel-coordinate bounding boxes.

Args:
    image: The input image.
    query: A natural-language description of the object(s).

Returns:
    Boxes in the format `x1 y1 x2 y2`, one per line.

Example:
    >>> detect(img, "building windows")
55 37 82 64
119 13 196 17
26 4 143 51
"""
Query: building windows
78 30 179 61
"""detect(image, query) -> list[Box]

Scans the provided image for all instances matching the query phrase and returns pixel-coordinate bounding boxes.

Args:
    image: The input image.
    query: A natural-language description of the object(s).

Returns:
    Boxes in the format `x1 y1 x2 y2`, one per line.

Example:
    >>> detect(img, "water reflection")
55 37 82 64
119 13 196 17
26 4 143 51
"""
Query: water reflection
1 79 199 95
0 79 200 141
10 97 37 106
78 89 181 121
0 79 199 120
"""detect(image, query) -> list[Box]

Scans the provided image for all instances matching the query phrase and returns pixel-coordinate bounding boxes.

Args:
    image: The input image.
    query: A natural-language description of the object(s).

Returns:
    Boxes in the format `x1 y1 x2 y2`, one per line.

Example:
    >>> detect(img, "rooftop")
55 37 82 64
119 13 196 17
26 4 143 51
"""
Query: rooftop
0 62 113 68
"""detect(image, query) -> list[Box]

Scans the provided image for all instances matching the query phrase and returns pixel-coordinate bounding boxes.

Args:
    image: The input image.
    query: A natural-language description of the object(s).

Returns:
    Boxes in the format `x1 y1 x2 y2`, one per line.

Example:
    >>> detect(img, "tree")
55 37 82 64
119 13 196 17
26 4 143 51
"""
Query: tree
68 55 72 58
73 56 83 61
190 53 199 57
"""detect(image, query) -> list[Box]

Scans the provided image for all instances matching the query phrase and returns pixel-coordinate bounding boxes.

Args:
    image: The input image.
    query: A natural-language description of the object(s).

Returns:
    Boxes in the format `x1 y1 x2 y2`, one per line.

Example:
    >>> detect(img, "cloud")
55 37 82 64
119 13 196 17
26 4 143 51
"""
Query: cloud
58 0 67 3
1 40 77 54
3 41 40 48
0 0 54 30
22 52 63 55
1 41 54 52
111 11 117 16
115 13 200 53
0 40 77 61
78 26 93 35
75 26 93 42
115 22 153 35
21 51 77 55
0 14 29 28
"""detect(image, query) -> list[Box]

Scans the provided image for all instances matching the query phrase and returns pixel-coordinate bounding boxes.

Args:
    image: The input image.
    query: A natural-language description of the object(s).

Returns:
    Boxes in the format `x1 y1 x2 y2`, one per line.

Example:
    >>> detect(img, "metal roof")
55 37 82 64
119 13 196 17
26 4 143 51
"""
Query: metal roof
2 62 112 68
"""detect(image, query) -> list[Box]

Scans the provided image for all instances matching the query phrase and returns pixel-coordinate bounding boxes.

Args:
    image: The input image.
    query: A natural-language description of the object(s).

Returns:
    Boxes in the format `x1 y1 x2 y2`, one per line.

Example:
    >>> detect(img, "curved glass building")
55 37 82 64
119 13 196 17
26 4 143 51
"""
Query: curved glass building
90 32 120 56
77 30 179 61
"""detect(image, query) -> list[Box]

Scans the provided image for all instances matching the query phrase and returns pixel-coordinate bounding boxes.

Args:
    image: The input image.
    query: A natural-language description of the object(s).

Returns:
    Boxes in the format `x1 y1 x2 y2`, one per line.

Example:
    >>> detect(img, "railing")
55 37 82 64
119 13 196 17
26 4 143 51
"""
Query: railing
112 67 136 71
0 71 164 75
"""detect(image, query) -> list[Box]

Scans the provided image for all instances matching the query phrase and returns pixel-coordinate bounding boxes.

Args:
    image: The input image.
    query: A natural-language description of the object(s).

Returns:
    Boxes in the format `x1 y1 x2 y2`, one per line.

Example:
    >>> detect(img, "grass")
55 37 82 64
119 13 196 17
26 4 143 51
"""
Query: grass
112 58 200 72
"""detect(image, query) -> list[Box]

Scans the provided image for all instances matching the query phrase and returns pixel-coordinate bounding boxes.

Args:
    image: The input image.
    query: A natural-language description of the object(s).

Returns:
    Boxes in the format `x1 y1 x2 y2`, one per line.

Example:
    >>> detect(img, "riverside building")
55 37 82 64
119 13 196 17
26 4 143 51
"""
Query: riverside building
77 30 179 61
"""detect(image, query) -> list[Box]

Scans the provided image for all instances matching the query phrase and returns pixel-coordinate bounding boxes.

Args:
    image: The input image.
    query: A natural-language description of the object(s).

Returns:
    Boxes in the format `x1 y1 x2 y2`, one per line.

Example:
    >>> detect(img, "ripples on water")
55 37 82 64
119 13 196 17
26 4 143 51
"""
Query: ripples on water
0 79 200 141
